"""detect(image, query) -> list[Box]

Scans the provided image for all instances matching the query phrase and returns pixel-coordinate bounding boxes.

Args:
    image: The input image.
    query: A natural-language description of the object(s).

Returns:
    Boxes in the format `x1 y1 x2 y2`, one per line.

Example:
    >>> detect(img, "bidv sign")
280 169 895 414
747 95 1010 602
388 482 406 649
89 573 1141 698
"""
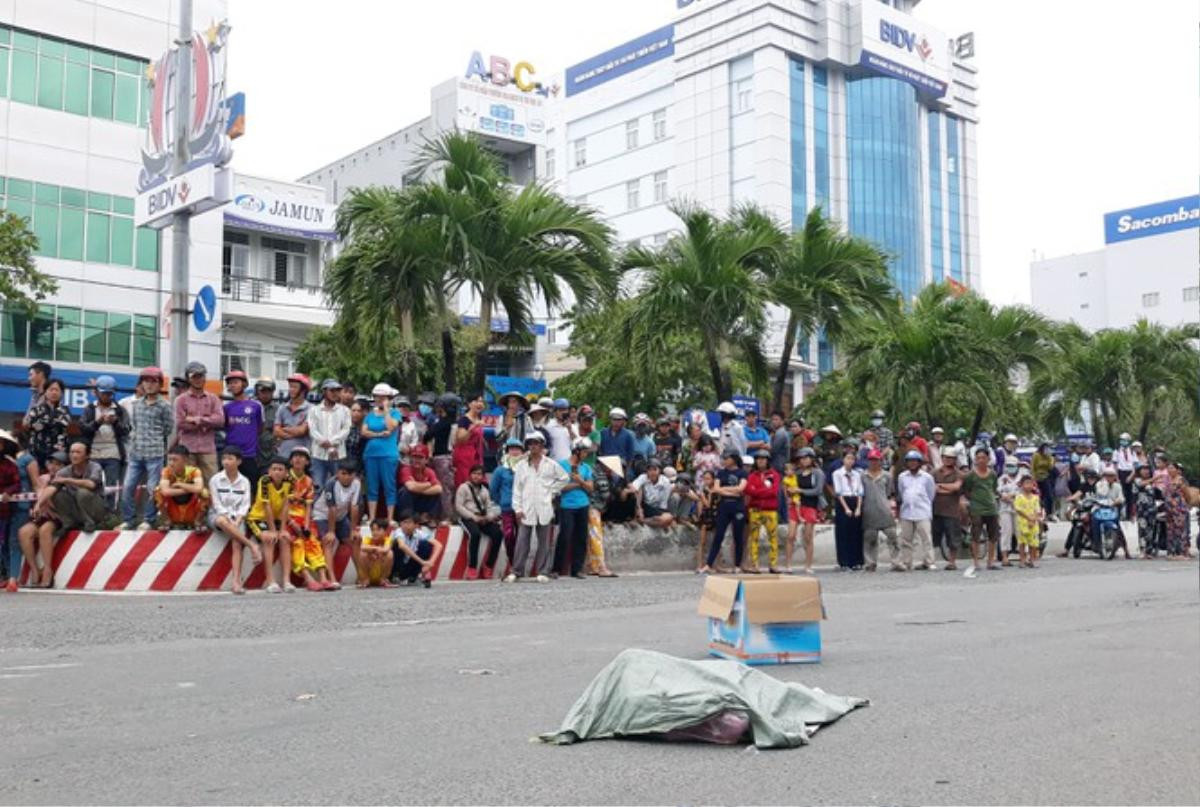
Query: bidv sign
880 19 934 62
464 51 559 98
135 21 234 228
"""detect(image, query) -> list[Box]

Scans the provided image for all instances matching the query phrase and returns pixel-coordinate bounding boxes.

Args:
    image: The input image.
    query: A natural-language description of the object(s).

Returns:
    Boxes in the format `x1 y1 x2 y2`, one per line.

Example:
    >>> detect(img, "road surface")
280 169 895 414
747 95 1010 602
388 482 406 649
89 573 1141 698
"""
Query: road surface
1 554 1196 805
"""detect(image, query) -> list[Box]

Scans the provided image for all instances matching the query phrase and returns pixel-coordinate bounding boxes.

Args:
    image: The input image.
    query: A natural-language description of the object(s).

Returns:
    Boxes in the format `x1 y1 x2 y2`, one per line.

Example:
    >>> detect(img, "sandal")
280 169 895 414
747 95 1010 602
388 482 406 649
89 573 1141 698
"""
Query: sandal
598 571 618 578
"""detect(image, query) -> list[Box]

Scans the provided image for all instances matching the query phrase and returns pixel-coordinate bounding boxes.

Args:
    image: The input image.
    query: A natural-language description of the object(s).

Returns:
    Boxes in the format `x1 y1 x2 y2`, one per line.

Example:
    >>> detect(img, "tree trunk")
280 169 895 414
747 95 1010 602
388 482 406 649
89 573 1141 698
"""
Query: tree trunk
397 305 418 397
969 404 985 444
441 324 456 392
1090 400 1104 447
1137 397 1153 445
705 339 729 402
1099 398 1116 448
771 312 799 414
471 296 493 395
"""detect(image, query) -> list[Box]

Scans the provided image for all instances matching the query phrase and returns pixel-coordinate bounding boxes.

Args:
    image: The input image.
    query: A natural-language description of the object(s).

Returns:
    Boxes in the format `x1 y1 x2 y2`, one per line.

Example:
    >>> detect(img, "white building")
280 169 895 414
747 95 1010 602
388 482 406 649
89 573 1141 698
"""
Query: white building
306 0 980 395
0 0 333 416
1030 194 1200 331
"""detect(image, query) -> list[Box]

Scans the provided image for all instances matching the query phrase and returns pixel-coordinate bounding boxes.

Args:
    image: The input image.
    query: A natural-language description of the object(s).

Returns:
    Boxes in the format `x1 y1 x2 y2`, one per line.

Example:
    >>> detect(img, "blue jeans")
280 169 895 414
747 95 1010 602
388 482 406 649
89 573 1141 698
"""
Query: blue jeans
4 510 28 580
311 458 339 489
122 456 164 524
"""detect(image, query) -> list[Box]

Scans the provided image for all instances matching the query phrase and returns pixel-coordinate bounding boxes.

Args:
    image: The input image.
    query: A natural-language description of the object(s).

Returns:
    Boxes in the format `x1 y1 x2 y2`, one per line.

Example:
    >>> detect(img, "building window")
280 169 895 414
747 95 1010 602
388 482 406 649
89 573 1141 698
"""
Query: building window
1183 286 1199 302
653 171 668 204
812 66 830 213
574 138 587 168
653 232 668 246
733 78 753 114
626 179 640 211
0 25 151 125
262 236 315 289
0 174 158 270
1080 303 1090 310
544 148 556 180
653 108 666 141
1078 271 1088 278
1142 292 1159 308
625 119 639 150
222 229 251 292
1 302 155 366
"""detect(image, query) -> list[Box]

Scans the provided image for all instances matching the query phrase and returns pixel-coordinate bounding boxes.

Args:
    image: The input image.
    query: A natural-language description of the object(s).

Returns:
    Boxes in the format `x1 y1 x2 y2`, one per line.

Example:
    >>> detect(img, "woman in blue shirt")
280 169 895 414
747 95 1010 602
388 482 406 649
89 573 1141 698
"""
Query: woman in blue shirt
488 438 524 565
552 439 595 578
701 450 749 573
361 383 402 523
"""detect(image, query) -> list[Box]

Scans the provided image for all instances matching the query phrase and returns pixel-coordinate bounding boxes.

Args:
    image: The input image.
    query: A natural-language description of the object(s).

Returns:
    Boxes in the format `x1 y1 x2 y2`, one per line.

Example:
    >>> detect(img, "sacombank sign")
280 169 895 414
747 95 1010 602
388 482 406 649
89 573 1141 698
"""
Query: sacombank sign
1103 195 1200 245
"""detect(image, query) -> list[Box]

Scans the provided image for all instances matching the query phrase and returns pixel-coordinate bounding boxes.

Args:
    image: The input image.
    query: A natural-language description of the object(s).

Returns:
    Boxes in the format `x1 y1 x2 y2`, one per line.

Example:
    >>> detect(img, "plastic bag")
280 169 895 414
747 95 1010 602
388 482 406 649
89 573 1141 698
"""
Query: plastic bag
658 710 751 744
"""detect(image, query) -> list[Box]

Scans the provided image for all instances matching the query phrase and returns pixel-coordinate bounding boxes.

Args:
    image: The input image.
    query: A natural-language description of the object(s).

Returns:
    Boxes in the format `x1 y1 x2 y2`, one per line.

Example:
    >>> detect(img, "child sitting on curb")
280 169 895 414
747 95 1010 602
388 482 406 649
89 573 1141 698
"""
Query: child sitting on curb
391 511 443 588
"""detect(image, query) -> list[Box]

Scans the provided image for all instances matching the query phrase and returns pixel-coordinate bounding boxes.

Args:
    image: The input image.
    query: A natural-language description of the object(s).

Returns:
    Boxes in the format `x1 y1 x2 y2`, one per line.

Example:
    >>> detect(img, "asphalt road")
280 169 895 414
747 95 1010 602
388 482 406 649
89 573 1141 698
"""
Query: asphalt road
1 553 1197 805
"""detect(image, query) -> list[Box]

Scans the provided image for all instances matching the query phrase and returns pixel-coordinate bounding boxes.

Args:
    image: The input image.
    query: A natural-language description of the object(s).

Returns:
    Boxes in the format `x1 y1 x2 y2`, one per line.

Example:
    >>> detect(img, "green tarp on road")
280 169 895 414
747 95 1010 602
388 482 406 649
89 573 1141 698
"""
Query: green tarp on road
539 649 868 749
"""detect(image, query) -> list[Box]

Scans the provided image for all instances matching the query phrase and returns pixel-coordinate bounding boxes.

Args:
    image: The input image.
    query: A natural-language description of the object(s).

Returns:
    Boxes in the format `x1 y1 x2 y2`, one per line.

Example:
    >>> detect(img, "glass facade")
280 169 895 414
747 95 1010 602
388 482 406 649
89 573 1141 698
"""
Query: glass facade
0 25 151 125
846 76 923 301
812 66 830 213
1 303 156 367
927 111 944 281
788 57 806 230
0 175 160 270
945 114 963 282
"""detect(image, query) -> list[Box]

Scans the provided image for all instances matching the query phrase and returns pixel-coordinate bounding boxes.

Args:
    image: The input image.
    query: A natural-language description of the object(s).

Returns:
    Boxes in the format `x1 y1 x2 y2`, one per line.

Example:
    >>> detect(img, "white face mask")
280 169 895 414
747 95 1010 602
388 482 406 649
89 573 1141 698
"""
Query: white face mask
870 418 883 426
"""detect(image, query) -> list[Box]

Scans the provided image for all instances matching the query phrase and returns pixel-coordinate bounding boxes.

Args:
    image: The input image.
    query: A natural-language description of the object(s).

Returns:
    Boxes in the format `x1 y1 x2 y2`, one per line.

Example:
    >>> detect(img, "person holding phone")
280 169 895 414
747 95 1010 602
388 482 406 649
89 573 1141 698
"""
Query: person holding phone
361 383 401 524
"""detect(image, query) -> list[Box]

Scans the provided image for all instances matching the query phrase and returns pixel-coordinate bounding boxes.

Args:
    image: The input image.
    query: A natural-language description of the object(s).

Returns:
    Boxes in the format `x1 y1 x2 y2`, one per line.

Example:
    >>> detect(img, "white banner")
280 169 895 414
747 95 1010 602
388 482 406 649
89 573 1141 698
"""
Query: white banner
224 189 338 242
455 81 547 146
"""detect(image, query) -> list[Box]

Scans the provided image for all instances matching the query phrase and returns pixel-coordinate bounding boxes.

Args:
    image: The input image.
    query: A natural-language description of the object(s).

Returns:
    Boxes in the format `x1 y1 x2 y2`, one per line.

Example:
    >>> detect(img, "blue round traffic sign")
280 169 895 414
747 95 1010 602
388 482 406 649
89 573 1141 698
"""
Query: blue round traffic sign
193 285 217 332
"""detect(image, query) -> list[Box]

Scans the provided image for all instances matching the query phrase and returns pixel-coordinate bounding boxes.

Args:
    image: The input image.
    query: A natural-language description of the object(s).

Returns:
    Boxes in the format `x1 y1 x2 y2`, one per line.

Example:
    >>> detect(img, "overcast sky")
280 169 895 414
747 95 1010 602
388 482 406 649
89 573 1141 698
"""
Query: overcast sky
225 0 1199 305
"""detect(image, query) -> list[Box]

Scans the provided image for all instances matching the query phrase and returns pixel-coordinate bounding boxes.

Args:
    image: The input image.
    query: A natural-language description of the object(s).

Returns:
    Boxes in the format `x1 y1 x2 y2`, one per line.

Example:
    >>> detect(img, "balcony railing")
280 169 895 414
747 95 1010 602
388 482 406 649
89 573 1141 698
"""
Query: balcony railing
223 276 272 302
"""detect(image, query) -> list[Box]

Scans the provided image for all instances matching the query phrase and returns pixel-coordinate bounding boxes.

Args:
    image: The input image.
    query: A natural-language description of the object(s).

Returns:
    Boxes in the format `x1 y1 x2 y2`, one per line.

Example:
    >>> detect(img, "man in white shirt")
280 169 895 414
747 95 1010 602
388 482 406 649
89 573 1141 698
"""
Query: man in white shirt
544 398 576 462
208 446 255 595
507 432 567 583
716 401 746 458
1079 441 1103 477
624 459 676 528
307 379 352 488
895 449 936 571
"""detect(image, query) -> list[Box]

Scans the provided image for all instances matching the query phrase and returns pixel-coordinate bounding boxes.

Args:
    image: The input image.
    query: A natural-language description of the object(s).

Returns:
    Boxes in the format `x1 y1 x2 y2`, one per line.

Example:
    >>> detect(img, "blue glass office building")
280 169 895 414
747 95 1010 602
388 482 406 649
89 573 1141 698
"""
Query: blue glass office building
553 0 980 395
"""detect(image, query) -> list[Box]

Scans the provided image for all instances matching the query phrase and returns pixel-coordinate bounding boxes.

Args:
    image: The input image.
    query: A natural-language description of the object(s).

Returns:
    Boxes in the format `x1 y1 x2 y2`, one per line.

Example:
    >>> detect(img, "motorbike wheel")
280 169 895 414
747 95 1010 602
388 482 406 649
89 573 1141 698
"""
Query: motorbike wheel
1071 526 1084 558
939 536 950 563
1103 526 1118 560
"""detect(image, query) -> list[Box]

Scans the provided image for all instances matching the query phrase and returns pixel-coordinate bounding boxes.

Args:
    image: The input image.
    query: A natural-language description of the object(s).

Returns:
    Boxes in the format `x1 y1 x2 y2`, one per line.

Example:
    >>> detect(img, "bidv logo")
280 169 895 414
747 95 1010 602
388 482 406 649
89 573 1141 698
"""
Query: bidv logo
234 194 266 213
880 19 933 62
146 178 191 216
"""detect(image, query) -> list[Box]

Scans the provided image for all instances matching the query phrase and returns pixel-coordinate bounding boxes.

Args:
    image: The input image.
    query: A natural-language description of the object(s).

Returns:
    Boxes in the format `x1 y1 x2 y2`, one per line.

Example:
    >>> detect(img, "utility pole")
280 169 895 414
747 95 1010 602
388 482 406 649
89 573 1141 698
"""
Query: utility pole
169 0 193 380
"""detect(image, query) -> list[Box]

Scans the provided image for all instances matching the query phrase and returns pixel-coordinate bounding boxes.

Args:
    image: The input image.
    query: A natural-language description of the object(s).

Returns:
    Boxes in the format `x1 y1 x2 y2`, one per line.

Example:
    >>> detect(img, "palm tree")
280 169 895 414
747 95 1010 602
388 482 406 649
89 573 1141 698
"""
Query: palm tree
767 207 896 412
327 186 443 395
1126 319 1200 442
1028 323 1129 446
621 203 785 401
839 284 1049 431
841 285 974 425
406 132 616 393
953 293 1050 438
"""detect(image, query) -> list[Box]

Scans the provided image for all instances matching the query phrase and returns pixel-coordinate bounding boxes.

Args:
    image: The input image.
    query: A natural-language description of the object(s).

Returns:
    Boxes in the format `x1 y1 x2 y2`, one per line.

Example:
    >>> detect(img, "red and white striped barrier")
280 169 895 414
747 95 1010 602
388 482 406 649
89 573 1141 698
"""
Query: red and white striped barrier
17 524 526 592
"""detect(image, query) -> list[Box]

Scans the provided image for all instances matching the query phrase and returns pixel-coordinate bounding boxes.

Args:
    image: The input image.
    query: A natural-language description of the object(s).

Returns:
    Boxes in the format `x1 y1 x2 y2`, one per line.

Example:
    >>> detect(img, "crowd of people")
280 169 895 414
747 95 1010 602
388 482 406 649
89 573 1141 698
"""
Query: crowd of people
1 360 1195 594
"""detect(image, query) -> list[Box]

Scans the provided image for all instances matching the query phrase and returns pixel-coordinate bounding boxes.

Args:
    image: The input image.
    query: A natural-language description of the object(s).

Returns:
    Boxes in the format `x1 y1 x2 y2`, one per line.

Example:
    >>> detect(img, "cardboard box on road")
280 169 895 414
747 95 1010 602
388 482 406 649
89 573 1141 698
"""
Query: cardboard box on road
698 575 825 665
